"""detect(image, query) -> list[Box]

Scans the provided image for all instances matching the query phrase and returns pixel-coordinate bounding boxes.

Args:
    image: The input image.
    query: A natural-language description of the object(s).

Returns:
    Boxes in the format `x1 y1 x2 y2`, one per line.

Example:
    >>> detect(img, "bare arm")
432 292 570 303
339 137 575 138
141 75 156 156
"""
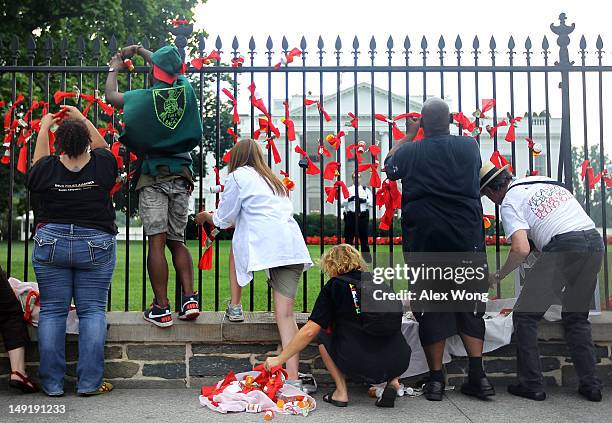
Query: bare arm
490 230 531 287
60 105 108 150
32 114 56 165
264 320 322 370
105 53 125 108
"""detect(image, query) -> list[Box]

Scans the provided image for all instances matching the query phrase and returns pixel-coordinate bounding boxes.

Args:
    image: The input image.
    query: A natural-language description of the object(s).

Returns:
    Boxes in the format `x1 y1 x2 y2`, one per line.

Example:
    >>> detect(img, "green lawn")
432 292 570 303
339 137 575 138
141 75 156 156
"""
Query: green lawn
1 241 610 311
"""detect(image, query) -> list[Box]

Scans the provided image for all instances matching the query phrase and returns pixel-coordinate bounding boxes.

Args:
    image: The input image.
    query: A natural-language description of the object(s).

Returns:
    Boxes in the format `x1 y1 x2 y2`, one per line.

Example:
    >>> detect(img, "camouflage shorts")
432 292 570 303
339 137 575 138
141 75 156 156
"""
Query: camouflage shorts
139 178 191 242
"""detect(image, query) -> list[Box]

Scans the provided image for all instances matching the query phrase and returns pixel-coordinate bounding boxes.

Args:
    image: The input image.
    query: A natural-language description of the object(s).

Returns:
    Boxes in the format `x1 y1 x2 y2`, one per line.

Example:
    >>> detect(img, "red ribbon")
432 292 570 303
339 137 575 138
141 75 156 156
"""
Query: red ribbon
374 113 406 141
248 82 270 119
227 127 238 143
323 161 341 180
318 144 331 158
295 145 320 175
304 98 331 122
4 94 25 129
376 179 401 231
253 117 280 140
281 100 296 141
221 88 240 125
358 162 381 188
274 47 302 70
486 119 507 138
231 56 245 68
346 112 358 129
325 131 344 150
266 138 282 164
473 98 496 119
490 150 513 174
504 116 522 142
191 51 221 69
325 180 349 203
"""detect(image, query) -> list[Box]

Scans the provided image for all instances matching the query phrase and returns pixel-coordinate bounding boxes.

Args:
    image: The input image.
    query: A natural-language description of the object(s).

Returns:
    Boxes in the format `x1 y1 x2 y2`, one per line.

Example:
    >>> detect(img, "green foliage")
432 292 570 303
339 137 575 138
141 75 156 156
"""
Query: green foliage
0 0 204 61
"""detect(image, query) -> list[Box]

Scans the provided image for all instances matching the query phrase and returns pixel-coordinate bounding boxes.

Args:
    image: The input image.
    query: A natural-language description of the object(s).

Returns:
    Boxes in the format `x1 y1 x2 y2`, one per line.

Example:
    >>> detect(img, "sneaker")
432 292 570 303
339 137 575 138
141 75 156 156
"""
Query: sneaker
143 301 173 328
225 302 245 322
299 373 317 394
284 379 304 391
178 292 200 321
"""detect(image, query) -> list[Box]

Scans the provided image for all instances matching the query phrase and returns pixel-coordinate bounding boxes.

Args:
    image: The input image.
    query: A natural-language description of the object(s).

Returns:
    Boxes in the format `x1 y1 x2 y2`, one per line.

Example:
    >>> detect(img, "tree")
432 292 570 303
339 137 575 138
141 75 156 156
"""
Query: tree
0 1 227 233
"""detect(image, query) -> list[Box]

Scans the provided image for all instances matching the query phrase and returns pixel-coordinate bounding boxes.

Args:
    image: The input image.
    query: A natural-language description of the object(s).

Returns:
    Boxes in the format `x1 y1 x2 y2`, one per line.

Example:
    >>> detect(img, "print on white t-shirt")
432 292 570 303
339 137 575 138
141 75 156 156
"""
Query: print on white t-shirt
500 176 595 251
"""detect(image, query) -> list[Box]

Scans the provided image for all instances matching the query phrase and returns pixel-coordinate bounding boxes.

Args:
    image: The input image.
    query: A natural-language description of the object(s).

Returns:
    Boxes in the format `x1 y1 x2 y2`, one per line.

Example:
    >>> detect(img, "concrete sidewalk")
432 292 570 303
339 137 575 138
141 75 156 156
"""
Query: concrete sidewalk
1 387 609 423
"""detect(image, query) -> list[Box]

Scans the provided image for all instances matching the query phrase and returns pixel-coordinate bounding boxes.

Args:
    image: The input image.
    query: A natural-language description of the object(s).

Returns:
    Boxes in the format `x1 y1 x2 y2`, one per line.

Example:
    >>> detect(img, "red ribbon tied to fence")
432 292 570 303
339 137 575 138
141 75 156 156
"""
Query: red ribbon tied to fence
281 100 297 141
304 98 331 122
376 179 401 231
221 88 240 125
325 180 349 204
294 145 320 175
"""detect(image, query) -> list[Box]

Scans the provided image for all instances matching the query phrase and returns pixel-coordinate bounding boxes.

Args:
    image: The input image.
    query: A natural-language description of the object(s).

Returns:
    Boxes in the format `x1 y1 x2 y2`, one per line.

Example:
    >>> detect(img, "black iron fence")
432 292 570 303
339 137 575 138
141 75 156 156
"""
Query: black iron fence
0 12 609 312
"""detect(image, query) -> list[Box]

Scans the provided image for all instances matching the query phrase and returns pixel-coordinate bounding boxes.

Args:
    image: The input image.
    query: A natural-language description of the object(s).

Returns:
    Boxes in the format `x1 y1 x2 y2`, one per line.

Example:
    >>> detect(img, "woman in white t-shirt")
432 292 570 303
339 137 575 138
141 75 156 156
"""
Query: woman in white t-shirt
196 139 312 386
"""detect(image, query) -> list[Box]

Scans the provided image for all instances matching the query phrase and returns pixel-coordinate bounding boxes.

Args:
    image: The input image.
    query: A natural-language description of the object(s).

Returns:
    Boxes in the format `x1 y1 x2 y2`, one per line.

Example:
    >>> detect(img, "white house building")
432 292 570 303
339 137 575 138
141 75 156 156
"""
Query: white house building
194 82 561 218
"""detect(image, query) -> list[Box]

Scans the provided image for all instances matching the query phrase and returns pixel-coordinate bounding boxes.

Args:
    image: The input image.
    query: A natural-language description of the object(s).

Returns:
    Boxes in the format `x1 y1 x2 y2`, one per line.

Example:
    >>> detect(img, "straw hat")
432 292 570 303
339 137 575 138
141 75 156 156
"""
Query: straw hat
480 161 511 190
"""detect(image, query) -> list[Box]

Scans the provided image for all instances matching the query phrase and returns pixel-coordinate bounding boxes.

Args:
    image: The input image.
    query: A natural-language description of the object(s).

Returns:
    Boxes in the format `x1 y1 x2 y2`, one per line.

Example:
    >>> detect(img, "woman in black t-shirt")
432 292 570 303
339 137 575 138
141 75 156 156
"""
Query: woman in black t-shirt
27 106 117 397
264 244 411 408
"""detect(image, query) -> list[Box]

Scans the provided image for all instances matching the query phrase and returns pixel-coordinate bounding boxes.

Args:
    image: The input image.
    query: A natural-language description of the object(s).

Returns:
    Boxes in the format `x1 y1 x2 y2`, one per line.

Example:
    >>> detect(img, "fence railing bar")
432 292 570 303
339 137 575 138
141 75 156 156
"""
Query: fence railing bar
543 36 552 177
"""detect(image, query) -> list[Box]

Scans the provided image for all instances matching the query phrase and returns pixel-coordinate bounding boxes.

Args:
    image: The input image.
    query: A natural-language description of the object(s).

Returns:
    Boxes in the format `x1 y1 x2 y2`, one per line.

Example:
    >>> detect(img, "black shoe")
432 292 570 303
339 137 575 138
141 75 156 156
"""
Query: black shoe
178 292 200 321
143 301 173 328
507 384 546 401
578 385 602 402
423 380 445 401
375 385 397 408
461 376 495 399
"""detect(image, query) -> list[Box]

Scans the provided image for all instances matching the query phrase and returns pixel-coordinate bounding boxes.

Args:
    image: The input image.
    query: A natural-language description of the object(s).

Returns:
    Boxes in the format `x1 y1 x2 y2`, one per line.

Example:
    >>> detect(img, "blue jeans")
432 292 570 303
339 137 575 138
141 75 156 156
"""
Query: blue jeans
32 224 116 395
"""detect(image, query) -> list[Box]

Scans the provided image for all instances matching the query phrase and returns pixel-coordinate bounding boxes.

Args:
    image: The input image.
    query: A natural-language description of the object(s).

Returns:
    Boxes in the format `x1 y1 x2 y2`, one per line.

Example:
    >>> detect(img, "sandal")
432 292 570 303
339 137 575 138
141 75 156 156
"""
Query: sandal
322 392 348 407
8 371 40 394
79 381 114 397
375 385 397 408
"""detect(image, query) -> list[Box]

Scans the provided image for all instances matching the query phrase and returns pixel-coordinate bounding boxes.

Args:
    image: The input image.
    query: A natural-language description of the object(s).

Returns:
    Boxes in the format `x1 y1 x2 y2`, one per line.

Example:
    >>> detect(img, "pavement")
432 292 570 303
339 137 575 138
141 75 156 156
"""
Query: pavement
1 386 610 423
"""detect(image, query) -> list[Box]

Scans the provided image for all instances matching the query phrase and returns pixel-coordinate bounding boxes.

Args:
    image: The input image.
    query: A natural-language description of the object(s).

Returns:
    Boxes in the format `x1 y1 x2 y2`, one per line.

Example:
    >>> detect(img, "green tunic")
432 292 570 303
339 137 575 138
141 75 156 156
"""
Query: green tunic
120 76 202 182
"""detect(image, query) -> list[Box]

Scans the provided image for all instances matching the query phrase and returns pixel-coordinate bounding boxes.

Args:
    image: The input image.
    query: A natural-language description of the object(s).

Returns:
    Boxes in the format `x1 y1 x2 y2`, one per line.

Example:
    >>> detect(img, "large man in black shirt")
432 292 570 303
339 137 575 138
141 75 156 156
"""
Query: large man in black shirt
384 97 493 401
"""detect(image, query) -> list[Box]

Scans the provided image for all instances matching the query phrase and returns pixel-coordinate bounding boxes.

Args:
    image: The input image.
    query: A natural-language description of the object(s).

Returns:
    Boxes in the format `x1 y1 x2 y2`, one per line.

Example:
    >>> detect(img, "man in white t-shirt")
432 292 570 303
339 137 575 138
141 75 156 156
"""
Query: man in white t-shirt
342 175 373 261
480 161 604 403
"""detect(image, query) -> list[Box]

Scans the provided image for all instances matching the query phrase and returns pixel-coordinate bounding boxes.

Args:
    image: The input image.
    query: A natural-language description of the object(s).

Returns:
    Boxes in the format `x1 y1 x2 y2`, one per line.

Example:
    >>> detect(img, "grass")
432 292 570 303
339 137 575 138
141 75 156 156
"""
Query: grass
1 241 610 311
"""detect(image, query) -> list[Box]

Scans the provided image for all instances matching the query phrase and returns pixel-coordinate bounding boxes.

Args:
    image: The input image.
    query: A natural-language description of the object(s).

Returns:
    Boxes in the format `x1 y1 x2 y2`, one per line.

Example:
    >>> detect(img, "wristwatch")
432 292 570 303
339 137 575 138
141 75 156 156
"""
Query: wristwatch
108 67 117 73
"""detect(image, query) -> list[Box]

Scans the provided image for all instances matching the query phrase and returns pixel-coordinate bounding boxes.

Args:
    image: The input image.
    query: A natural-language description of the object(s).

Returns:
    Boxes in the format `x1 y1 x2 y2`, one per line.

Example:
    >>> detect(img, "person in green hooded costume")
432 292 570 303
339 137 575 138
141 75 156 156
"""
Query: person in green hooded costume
105 44 202 327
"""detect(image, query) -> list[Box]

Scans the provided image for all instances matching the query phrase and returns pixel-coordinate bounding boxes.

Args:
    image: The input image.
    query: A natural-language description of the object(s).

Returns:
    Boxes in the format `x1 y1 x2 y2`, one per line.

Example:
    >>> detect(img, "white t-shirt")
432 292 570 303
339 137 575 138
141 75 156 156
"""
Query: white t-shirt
500 176 595 251
342 185 372 213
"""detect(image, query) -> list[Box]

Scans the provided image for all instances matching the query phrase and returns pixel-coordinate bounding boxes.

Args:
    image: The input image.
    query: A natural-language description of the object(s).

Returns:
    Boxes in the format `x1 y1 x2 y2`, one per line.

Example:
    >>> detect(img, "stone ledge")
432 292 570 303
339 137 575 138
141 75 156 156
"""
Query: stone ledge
12 310 612 345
